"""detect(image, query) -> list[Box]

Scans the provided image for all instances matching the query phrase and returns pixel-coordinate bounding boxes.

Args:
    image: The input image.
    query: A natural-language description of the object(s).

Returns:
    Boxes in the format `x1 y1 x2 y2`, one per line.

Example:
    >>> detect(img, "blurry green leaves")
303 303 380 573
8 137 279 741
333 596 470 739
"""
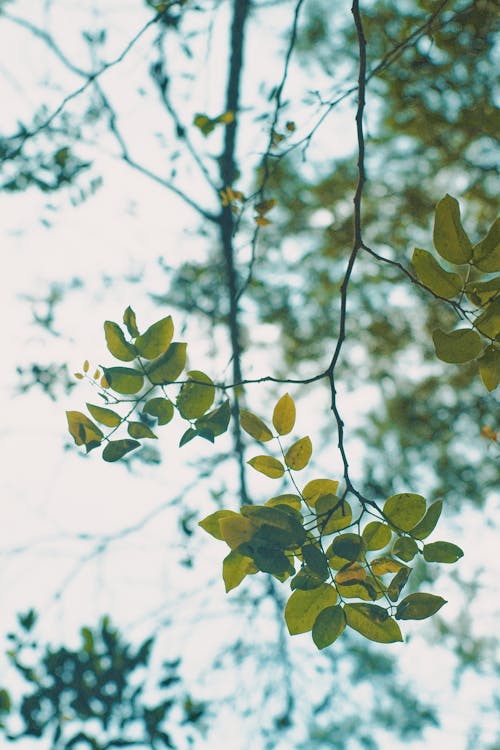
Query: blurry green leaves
193 110 234 136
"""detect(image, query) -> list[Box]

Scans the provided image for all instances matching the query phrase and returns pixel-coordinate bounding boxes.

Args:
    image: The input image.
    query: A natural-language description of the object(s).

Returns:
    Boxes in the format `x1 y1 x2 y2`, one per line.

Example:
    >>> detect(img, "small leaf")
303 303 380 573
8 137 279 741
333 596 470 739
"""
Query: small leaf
143 397 174 425
423 541 464 563
179 427 198 446
193 113 216 136
312 605 346 649
432 328 483 364
302 478 340 507
123 306 140 338
272 393 296 435
102 439 140 462
102 367 144 394
433 194 472 264
147 342 187 384
128 422 158 439
396 593 447 620
472 217 500 272
285 584 337 635
387 566 411 602
410 500 443 540
74 372 84 379
392 536 419 562
412 248 462 298
478 345 500 392
247 455 285 478
362 521 392 550
217 110 235 125
223 550 257 592
329 533 364 562
344 603 403 643
86 403 122 428
240 409 273 441
83 360 89 373
136 316 174 359
66 411 104 447
285 436 312 470
199 510 239 540
195 399 231 437
316 495 352 534
104 321 137 361
265 494 302 511
177 370 215 419
383 493 426 532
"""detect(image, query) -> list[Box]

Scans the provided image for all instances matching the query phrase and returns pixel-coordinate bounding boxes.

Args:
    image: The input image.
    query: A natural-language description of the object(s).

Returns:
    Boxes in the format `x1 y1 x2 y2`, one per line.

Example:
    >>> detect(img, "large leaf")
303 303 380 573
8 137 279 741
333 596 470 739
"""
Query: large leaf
432 328 483 364
102 367 144 394
285 584 337 635
302 478 339 507
223 550 257 592
147 342 187 384
344 603 403 643
102 439 140 462
312 605 346 649
239 409 273 441
177 370 215 419
472 217 500 272
412 248 462 298
272 393 296 435
247 455 285 478
135 316 174 359
410 500 443 540
104 321 137 361
362 521 392 550
284 436 312 470
383 493 426 531
66 411 104 447
423 541 464 563
86 403 122 428
142 397 174 425
396 593 447 620
433 194 472 264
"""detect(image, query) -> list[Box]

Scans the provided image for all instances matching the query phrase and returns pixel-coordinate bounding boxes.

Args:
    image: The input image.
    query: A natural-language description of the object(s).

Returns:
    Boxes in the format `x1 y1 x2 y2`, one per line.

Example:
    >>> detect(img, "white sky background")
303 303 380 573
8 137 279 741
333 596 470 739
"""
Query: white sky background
0 1 498 749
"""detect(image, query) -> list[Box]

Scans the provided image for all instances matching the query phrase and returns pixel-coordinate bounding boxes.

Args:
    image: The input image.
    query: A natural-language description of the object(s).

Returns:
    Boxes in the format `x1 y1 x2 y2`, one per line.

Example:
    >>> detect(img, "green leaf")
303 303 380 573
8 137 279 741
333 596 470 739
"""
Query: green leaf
177 370 215 420
412 248 462 298
396 593 447 620
103 367 144 394
312 605 346 649
302 478 340 507
135 316 174 359
0 688 11 714
247 455 285 478
127 422 157 439
179 427 198 446
193 113 216 136
86 403 122 428
284 436 312 470
465 276 500 306
195 399 231 437
241 505 306 547
285 584 337 635
329 533 364 562
475 297 500 339
433 194 472 264
337 579 384 601
423 541 464 563
478 345 500 391
302 544 329 578
344 603 403 643
387 566 411 602
383 493 426 532
272 393 296 435
432 328 483 364
123 306 139 338
362 521 392 550
218 514 255 549
239 409 273 442
392 536 419 562
265 494 302 511
104 321 137 361
245 544 293 575
472 217 500 272
316 495 352 534
290 567 327 591
142 397 174 425
102 439 140 462
410 500 443 540
223 550 257 592
66 411 104 447
199 510 239 540
147 342 187 384
370 556 405 575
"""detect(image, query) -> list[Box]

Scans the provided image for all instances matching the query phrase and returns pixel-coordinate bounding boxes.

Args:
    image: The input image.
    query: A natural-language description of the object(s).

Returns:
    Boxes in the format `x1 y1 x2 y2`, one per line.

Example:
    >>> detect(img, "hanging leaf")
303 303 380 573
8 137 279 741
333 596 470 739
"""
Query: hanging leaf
83 360 89 373
128 422 158 439
302 478 340 507
179 427 198 447
284 436 312 470
86 403 122 428
316 495 352 534
312 605 346 649
66 411 104 447
177 371 215 420
412 248 462 298
285 584 337 635
396 593 447 620
135 316 174 359
471 217 500 272
239 409 273 442
265 494 302 511
362 521 392 550
392 536 419 562
142 397 174 425
102 367 144 394
104 321 137 362
410 500 443 540
433 194 472 264
432 328 483 364
272 393 296 435
475 297 500 339
199 510 240 540
329 533 364 562
223 550 257 592
383 493 426 532
195 399 231 438
247 455 285 478
147 342 187 384
123 306 140 338
478 345 500 392
423 541 464 563
102 439 140 462
387 566 411 602
344 603 403 643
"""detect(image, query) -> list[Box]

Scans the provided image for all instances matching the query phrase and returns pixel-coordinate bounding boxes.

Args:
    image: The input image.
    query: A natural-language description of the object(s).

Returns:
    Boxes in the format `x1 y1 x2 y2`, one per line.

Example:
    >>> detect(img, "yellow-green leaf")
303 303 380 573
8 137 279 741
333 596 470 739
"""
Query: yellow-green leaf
272 393 296 435
312 605 346 649
383 493 426 531
334 562 366 584
362 521 392 550
195 399 231 437
102 367 144 395
86 403 122 428
123 306 139 338
344 603 403 643
412 248 462 298
302 479 340 507
223 550 257 592
135 316 174 359
316 495 352 534
147 342 187 384
423 541 464 563
472 217 500 272
239 409 273 442
265 494 302 511
177 370 215 420
478 345 500 392
475 297 500 339
392 536 419 562
104 321 137 362
387 567 411 602
285 436 312 470
284 584 338 635
432 328 483 364
198 510 239 540
66 411 104 447
410 500 443 540
102 439 140 462
142 397 174 425
396 593 447 620
433 194 472 264
329 533 364 561
127 422 157 439
370 556 405 575
247 455 284 478
218 514 255 549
